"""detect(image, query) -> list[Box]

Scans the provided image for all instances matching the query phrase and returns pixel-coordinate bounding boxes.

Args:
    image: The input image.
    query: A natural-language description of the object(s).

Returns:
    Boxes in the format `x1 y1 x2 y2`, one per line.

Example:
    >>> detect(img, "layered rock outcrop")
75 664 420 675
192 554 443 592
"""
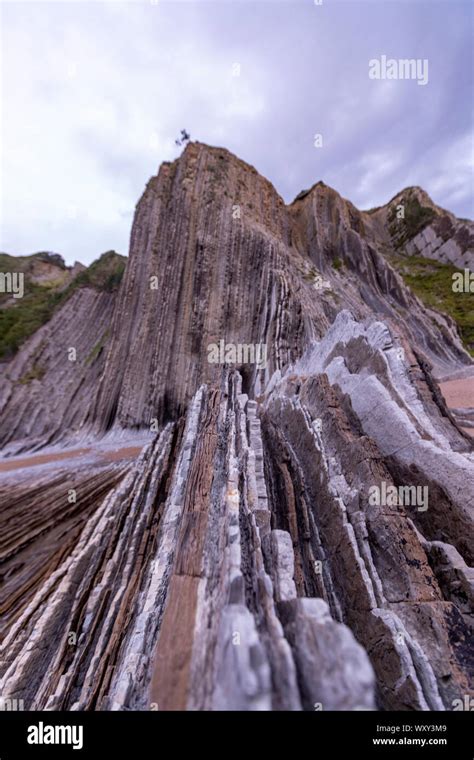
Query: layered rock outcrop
0 142 472 711
1 143 471 449
368 186 474 270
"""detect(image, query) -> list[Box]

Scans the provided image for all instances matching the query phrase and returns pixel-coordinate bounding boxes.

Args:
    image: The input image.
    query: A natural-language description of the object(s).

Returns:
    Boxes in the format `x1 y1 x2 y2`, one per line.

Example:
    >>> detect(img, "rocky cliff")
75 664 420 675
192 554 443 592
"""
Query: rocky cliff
0 142 472 711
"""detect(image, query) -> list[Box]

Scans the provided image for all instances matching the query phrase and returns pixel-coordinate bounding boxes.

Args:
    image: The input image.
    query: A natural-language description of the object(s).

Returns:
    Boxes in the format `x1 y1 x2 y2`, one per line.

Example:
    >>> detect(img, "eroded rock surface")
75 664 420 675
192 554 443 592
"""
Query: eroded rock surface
0 142 472 710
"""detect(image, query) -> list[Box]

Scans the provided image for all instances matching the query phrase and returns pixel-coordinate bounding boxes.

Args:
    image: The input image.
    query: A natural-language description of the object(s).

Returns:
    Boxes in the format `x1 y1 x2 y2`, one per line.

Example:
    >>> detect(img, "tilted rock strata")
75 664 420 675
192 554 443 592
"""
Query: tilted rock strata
261 311 473 709
0 143 471 449
0 288 117 452
0 142 472 711
0 377 377 711
1 362 472 709
368 186 474 270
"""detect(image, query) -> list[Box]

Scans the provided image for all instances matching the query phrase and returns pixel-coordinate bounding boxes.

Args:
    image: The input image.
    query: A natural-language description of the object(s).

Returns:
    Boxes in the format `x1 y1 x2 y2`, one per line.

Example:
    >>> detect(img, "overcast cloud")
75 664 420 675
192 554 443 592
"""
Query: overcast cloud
1 0 473 265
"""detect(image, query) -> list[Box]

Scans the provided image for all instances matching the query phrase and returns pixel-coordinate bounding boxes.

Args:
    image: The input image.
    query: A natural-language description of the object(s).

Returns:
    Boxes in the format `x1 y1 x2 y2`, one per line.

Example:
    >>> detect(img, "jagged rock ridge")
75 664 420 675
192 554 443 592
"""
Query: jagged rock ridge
0 143 472 711
0 143 471 449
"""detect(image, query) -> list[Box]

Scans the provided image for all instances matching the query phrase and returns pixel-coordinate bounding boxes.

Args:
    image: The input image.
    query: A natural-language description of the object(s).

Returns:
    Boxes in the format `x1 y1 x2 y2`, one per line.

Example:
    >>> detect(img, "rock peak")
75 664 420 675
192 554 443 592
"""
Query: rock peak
0 142 472 715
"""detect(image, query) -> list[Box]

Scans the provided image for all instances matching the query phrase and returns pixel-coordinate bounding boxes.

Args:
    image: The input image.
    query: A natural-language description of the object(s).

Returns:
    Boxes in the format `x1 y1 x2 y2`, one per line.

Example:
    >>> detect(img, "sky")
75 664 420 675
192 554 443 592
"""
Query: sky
1 0 473 266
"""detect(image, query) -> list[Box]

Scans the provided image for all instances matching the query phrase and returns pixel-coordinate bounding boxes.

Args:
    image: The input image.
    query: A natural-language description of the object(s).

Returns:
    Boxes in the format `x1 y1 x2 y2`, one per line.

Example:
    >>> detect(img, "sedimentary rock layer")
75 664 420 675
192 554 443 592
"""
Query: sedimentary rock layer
1 143 471 449
1 355 472 709
0 142 472 711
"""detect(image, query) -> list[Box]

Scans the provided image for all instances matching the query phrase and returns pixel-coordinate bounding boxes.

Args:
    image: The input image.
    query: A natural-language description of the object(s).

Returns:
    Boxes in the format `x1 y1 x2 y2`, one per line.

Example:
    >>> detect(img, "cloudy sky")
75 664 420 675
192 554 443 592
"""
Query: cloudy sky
1 0 473 265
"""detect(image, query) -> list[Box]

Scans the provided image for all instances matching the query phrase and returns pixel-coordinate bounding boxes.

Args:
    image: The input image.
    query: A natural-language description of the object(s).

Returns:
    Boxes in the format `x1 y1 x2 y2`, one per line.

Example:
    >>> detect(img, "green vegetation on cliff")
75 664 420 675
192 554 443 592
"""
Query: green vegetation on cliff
69 250 126 292
390 255 474 356
388 193 436 249
0 251 126 360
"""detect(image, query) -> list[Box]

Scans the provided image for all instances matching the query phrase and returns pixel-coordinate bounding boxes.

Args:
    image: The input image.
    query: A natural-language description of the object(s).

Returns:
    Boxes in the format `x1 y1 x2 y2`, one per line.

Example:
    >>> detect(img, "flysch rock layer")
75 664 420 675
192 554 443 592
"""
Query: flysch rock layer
0 375 377 711
368 186 474 270
0 142 472 711
0 143 471 450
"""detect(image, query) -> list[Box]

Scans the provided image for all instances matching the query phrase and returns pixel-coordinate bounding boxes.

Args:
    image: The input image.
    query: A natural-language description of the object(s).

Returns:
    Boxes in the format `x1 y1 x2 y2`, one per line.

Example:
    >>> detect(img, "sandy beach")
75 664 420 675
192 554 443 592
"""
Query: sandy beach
439 377 474 436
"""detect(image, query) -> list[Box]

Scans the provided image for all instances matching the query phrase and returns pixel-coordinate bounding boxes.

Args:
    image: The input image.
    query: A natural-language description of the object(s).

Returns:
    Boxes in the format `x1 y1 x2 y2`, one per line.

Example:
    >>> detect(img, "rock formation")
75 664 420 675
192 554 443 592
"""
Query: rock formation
369 186 474 271
0 142 472 711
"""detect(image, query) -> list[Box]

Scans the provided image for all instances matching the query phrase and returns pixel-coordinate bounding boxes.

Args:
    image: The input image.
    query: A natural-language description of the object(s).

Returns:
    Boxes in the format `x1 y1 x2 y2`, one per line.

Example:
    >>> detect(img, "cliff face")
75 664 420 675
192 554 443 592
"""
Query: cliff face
89 144 473 433
0 143 472 711
0 251 125 450
368 186 474 271
1 143 470 449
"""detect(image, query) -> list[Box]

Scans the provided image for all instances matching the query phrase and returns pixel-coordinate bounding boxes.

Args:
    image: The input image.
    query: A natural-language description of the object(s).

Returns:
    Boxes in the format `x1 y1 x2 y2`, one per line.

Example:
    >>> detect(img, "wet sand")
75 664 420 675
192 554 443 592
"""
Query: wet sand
0 447 91 472
0 445 144 473
439 377 474 436
99 446 143 462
